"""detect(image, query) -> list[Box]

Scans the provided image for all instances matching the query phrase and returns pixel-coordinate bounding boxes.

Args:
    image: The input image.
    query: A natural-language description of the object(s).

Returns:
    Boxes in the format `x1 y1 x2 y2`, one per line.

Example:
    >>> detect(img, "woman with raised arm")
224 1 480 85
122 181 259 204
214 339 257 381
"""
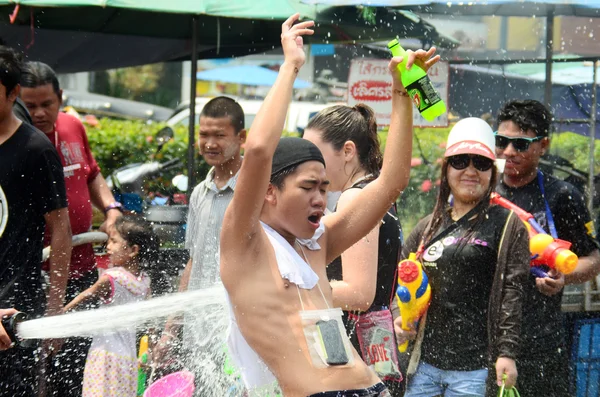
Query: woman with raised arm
303 104 404 391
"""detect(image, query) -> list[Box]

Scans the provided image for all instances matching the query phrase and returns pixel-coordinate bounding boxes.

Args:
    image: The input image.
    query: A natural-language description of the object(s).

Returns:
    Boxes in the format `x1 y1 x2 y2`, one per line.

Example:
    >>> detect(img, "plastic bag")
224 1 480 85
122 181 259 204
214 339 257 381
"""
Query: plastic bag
299 307 355 369
352 309 403 383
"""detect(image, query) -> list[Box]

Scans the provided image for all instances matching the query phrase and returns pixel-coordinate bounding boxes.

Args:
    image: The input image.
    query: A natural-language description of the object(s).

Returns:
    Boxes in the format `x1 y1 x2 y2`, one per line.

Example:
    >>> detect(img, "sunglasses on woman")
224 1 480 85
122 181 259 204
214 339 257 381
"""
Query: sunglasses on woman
447 154 494 172
494 133 544 152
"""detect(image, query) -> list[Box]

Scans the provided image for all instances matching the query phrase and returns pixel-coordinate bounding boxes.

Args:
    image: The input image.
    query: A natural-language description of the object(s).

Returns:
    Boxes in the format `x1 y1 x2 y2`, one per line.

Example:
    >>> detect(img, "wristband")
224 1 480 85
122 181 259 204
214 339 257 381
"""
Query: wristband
104 201 123 214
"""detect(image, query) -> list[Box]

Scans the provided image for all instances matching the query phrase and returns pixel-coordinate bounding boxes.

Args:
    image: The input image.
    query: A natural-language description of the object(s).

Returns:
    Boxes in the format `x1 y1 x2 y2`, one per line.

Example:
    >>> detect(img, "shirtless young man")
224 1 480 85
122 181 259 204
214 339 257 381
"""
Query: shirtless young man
220 14 439 397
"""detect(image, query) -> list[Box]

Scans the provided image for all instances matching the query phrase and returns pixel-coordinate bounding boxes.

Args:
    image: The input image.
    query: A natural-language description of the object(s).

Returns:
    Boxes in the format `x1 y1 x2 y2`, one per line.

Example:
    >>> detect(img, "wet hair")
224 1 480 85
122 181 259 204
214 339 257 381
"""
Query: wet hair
421 159 498 251
114 215 160 270
0 46 23 97
200 96 245 134
270 164 299 189
306 104 382 175
20 61 61 97
496 99 552 138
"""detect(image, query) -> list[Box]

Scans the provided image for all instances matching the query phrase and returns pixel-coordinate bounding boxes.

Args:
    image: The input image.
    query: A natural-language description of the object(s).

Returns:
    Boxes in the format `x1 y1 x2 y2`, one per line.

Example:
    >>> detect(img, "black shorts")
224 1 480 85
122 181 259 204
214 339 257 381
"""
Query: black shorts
307 382 390 397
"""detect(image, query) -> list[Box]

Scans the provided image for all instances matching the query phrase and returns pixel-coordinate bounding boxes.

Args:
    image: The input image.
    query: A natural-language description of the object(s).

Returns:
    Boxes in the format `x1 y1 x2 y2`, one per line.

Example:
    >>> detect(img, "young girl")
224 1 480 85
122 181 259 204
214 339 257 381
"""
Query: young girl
63 215 158 397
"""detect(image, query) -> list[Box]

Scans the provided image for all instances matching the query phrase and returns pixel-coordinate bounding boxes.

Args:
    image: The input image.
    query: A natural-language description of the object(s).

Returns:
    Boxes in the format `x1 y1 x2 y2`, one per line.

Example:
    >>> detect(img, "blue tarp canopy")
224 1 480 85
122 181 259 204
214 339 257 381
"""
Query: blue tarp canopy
197 65 311 89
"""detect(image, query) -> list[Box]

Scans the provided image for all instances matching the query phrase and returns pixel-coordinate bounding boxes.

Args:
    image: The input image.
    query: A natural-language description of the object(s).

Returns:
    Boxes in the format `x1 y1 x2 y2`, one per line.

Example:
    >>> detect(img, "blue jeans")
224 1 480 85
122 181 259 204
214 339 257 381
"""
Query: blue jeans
404 362 488 397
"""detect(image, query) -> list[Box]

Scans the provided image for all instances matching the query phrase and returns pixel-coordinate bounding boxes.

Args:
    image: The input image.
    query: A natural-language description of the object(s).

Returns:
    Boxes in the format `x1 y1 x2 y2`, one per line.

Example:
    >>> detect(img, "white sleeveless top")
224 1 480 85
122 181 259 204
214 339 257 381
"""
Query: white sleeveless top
226 222 325 389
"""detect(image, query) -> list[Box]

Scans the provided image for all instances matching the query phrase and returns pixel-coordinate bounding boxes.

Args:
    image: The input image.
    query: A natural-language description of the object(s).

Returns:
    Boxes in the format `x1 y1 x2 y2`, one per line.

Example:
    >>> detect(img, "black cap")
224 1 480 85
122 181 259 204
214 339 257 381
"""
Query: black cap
271 137 325 176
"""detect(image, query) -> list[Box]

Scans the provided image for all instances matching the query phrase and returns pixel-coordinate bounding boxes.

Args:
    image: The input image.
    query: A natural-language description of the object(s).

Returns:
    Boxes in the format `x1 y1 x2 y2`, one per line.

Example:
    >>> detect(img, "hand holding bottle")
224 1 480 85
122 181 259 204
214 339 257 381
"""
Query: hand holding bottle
387 46 439 90
388 40 446 121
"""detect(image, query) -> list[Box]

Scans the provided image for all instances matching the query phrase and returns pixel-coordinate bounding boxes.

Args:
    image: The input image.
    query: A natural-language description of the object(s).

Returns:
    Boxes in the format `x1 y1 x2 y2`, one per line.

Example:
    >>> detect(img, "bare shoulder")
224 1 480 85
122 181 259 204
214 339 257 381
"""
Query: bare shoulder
335 188 363 211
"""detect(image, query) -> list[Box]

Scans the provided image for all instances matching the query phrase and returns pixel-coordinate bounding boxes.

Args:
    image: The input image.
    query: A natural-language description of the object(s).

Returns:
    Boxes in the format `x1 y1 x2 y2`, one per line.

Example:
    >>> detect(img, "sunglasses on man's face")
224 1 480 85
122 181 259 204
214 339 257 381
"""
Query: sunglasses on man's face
447 154 494 172
494 133 544 152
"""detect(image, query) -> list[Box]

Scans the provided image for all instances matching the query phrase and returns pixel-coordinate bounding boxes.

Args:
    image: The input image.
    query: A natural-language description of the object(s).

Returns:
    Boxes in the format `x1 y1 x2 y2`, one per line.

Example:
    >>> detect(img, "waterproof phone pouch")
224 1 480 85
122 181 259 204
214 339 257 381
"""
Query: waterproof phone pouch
299 307 355 368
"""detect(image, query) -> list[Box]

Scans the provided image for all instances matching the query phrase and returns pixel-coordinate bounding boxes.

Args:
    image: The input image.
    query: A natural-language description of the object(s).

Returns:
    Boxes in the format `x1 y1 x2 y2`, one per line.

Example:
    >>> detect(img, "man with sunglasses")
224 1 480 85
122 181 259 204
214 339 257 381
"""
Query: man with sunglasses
495 99 600 396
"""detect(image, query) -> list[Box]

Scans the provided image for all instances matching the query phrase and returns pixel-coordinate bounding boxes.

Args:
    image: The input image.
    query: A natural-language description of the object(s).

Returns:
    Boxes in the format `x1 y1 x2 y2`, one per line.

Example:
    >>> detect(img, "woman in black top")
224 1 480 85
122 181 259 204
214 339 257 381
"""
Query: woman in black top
304 104 403 390
393 118 529 397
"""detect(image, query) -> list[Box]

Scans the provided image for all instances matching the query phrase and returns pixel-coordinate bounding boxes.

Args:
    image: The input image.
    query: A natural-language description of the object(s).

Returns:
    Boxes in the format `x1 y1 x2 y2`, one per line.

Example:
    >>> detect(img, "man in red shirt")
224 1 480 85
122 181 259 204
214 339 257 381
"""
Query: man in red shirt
20 62 122 397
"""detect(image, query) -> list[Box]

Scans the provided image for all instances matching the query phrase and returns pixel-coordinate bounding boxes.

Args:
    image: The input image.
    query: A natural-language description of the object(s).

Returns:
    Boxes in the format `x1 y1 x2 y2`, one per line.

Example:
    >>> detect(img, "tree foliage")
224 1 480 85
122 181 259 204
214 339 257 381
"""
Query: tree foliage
84 119 597 235
86 118 209 194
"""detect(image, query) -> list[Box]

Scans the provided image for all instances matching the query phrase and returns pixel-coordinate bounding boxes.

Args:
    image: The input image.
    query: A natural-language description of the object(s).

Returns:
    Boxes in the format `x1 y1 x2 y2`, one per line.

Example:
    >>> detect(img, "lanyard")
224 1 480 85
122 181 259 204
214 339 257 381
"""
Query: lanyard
537 170 558 239
295 243 329 311
416 199 487 258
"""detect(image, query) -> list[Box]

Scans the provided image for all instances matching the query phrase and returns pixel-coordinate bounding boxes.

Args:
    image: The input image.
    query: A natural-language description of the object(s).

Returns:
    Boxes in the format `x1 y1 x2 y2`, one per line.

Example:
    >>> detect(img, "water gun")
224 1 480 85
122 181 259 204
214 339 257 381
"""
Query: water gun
396 253 431 352
137 335 149 396
490 193 578 276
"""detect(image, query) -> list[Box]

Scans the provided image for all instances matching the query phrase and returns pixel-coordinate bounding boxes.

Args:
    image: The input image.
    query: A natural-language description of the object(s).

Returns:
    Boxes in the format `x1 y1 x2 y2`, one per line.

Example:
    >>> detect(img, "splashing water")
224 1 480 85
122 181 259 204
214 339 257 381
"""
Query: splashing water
16 286 253 396
17 287 227 339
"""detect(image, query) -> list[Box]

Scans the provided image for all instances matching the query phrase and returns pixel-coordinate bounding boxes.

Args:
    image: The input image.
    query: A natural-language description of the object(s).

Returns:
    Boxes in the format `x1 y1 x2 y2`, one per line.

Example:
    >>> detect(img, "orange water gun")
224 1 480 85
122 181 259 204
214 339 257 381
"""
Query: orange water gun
396 253 431 352
490 193 577 276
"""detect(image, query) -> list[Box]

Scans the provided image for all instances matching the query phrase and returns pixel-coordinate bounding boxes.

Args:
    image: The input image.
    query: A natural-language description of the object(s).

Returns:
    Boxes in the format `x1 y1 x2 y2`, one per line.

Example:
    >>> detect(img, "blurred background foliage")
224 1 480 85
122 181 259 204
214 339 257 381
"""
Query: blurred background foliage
85 118 598 235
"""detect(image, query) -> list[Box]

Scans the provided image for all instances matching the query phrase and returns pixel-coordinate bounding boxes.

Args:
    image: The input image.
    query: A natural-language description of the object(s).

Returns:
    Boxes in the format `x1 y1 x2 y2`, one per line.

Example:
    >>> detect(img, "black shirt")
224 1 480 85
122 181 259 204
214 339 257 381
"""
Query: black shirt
0 122 67 315
327 179 402 350
418 206 508 371
497 173 599 355
13 97 33 126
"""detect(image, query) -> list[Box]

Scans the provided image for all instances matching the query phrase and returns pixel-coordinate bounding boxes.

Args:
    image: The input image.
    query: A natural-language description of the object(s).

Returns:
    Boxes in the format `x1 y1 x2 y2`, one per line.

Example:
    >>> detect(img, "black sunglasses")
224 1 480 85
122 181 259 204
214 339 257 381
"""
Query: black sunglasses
494 133 544 152
447 154 494 172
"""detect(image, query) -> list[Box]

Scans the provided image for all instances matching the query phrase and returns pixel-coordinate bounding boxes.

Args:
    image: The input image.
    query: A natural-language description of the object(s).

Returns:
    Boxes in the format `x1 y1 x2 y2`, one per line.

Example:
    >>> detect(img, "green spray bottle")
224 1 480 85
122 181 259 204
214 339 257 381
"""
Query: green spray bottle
387 39 446 121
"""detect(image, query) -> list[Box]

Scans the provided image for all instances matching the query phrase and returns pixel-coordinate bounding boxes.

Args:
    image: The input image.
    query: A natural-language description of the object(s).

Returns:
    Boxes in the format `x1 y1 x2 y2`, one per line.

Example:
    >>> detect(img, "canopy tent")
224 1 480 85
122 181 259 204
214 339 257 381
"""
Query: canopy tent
0 0 324 192
0 1 457 72
0 1 457 192
197 65 312 89
0 0 319 73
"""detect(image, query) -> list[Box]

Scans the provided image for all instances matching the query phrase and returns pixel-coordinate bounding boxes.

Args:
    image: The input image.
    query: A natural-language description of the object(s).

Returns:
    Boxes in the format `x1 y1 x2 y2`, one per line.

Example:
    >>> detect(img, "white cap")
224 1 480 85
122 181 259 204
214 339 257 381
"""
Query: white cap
444 117 496 160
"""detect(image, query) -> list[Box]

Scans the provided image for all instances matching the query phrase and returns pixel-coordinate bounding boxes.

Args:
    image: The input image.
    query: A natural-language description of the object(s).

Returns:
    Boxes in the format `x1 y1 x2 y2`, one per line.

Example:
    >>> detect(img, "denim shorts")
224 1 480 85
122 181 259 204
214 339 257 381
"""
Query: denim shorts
404 362 488 397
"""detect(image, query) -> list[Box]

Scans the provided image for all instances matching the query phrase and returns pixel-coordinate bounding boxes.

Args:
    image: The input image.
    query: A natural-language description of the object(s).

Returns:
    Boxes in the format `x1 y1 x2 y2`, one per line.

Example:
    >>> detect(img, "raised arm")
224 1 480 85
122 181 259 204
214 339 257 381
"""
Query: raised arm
324 49 440 263
63 275 112 313
220 14 314 254
330 188 379 311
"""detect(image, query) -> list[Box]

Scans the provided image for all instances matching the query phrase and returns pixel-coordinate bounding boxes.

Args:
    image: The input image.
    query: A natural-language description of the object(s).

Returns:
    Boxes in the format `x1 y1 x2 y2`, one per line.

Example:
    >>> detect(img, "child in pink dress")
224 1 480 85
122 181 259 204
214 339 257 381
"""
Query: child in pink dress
63 215 158 397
